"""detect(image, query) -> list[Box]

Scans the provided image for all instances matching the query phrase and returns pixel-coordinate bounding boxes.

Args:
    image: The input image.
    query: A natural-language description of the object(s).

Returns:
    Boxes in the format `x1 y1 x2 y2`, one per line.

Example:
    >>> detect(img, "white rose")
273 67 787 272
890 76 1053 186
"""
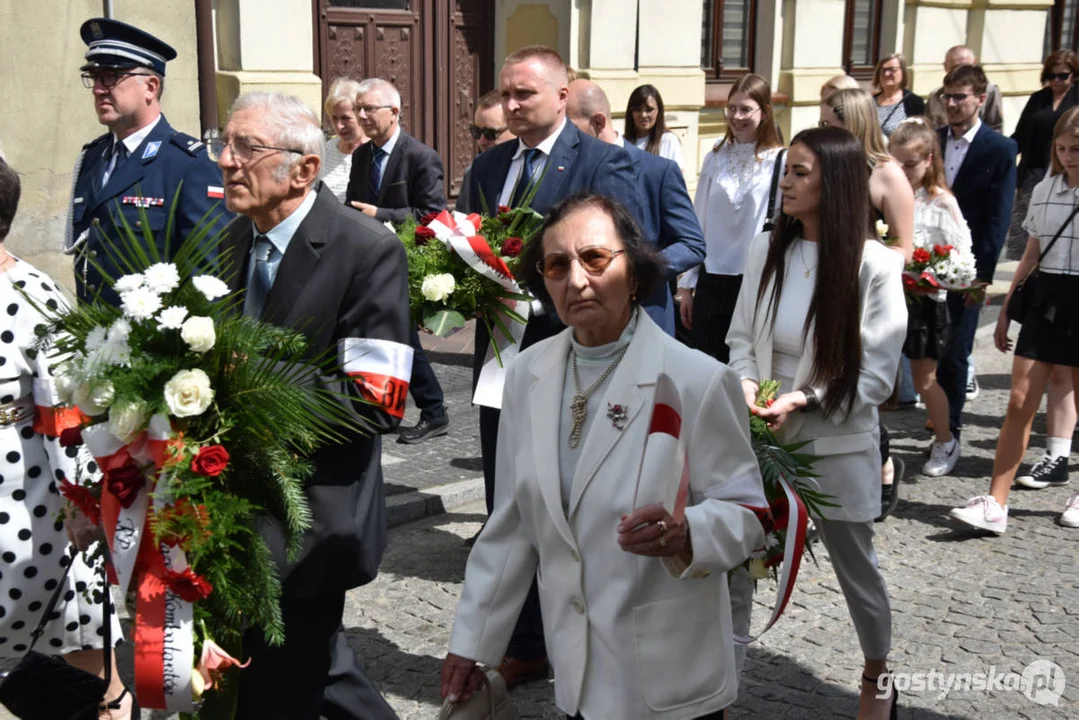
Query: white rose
52 364 79 404
164 369 214 418
143 263 180 295
120 287 163 321
157 306 189 331
420 273 456 303
85 326 107 351
113 273 144 294
192 275 230 302
72 379 114 416
108 400 148 443
875 219 889 240
180 316 215 353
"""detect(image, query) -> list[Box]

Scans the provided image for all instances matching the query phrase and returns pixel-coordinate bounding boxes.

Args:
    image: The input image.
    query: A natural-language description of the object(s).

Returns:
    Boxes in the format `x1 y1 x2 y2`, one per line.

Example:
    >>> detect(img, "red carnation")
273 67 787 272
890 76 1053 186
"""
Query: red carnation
502 237 524 257
163 567 214 603
191 445 230 477
912 248 931 264
59 478 101 526
59 427 83 448
105 462 145 509
414 226 437 245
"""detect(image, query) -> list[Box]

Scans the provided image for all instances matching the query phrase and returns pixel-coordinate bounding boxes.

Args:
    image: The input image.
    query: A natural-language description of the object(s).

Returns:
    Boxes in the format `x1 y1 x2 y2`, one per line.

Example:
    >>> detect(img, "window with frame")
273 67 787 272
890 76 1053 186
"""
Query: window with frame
1045 0 1079 56
701 0 757 82
842 0 883 80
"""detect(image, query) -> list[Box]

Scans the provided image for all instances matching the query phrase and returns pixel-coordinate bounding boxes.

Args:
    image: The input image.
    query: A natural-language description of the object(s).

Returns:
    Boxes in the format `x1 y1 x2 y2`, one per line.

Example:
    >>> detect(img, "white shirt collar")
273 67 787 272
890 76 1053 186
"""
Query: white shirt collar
950 117 981 144
1051 173 1079 197
115 114 162 156
613 132 625 148
512 117 567 159
253 188 318 255
374 125 401 156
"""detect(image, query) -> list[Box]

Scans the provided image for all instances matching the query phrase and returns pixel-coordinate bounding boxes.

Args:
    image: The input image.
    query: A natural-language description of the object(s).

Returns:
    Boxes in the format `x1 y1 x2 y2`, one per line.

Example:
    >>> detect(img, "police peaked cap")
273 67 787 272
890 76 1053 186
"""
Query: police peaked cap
80 17 177 76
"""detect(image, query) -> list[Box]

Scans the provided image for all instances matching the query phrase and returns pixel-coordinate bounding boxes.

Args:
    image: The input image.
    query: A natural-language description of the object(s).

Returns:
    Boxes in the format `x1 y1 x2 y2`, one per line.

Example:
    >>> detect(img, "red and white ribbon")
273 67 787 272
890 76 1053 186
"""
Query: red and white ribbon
639 373 690 521
425 210 531 409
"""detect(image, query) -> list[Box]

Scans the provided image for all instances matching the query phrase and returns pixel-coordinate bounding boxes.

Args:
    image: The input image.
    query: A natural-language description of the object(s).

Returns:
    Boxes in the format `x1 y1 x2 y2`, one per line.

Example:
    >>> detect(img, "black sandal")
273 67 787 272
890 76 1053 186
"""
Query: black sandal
862 673 899 720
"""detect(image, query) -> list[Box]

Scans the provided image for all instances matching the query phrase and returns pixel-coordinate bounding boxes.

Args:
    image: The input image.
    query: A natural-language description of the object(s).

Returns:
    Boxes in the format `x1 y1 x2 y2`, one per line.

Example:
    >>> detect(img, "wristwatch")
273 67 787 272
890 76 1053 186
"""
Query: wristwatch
799 387 820 413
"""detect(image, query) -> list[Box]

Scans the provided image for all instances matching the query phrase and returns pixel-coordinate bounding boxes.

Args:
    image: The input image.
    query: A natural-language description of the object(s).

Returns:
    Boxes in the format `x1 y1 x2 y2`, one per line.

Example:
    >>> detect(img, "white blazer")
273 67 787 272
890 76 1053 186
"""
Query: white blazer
727 233 907 522
448 312 767 720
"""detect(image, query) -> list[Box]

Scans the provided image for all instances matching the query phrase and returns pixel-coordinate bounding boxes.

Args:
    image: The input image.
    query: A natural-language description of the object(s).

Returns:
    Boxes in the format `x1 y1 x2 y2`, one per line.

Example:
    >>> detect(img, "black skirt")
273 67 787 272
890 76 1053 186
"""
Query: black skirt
690 273 743 363
902 296 949 360
1015 272 1079 367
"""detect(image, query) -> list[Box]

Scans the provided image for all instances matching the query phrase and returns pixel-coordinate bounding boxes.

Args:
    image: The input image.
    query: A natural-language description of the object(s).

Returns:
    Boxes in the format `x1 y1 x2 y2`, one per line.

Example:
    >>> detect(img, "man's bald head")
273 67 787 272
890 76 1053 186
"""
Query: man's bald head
945 45 977 74
566 79 618 143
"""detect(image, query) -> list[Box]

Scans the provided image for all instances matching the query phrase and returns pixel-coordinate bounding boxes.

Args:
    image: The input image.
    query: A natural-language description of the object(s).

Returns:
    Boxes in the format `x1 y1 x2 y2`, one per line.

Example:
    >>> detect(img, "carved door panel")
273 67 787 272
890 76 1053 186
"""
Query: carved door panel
441 0 495 198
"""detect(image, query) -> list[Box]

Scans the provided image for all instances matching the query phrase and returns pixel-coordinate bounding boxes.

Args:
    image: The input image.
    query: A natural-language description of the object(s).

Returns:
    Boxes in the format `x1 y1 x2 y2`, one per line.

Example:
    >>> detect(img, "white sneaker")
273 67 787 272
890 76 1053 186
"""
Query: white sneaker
923 438 960 477
1060 493 1079 528
949 495 1008 535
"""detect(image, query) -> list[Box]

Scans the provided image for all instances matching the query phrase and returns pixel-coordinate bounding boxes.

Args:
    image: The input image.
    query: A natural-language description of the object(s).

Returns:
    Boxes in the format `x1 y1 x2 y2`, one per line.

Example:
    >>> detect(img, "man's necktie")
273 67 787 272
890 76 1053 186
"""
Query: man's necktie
101 139 128 187
369 146 387 199
246 236 279 318
510 148 541 208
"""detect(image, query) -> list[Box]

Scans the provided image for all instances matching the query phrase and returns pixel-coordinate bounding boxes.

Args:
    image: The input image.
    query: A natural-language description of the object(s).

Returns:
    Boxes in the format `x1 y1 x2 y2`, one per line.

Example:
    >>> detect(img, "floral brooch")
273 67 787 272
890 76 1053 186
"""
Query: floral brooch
607 403 628 430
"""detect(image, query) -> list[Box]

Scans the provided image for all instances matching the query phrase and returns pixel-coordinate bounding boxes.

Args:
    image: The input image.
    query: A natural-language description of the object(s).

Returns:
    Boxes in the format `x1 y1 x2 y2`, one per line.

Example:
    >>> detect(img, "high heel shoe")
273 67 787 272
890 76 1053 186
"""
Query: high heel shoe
862 673 899 720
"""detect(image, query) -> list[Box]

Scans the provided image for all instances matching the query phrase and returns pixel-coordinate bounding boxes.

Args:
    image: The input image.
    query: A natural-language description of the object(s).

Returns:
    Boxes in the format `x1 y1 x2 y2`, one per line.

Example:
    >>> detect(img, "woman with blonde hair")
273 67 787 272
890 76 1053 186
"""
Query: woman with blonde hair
320 77 369 202
822 74 861 101
951 107 1079 534
679 73 785 363
872 53 925 137
889 118 972 479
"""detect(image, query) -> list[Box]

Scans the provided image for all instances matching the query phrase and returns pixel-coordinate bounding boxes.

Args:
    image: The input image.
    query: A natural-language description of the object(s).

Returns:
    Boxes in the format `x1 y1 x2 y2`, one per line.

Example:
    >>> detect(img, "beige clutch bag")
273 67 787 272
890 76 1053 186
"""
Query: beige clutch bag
437 668 519 720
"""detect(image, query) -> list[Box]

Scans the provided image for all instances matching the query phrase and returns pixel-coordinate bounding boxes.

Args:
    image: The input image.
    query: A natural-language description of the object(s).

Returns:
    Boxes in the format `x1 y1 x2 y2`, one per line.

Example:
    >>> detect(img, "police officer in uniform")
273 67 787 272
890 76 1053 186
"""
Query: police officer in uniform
69 17 231 304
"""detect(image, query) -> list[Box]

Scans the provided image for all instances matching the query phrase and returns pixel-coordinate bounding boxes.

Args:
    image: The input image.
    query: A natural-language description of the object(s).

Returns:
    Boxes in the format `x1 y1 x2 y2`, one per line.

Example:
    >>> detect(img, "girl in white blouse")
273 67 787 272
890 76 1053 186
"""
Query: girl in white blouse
623 84 686 170
319 77 369 203
952 107 1079 534
888 118 972 479
677 74 784 363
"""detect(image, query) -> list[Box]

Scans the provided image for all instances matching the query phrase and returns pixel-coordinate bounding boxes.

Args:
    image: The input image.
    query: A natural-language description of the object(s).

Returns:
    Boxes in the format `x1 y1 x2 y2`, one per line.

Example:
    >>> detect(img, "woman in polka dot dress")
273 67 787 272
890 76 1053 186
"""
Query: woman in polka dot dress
0 157 128 717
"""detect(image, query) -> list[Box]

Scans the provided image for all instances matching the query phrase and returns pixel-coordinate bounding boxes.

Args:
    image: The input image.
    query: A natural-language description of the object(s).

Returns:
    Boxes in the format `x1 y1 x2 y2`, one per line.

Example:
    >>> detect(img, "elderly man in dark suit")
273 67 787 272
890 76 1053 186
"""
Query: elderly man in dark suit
565 79 705 335
936 64 1017 455
455 44 641 689
216 91 409 720
345 77 450 443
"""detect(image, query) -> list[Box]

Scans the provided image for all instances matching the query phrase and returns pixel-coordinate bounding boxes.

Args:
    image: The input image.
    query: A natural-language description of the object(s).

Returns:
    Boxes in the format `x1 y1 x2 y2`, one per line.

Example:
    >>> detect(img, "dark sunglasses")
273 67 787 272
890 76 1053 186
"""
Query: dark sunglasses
537 247 625 280
469 124 508 141
939 92 973 103
1046 72 1073 82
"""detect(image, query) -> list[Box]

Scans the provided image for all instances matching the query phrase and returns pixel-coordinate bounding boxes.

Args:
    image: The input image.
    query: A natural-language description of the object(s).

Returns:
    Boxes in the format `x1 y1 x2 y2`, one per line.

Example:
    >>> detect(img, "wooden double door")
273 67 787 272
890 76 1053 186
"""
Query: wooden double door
313 0 496 200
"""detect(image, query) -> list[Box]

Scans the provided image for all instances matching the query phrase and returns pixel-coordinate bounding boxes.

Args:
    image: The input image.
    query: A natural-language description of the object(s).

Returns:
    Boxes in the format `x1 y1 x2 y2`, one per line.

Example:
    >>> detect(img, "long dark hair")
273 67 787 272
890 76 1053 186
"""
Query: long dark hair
624 84 668 155
755 126 867 417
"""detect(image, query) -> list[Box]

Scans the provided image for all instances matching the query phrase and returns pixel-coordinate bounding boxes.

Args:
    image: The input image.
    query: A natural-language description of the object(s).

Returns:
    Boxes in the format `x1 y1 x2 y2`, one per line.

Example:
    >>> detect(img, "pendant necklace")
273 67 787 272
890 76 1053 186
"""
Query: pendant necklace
799 241 816 279
568 346 629 448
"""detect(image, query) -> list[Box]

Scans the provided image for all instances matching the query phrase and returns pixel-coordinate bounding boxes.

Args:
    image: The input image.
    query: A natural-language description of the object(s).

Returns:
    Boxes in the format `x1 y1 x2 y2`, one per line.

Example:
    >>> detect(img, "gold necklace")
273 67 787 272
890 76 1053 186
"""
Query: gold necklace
568 346 629 448
798 241 816 278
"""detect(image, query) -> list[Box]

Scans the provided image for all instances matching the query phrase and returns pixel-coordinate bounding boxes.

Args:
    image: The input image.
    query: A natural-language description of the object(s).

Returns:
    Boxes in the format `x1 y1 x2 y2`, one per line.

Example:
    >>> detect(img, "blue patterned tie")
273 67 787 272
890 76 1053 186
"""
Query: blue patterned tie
369 146 387 199
246 236 279 318
511 148 541 208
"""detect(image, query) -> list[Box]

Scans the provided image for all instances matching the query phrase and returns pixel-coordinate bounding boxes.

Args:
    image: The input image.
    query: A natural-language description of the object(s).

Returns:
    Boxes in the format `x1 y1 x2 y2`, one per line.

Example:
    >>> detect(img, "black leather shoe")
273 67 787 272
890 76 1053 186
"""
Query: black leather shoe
397 414 449 444
876 457 904 522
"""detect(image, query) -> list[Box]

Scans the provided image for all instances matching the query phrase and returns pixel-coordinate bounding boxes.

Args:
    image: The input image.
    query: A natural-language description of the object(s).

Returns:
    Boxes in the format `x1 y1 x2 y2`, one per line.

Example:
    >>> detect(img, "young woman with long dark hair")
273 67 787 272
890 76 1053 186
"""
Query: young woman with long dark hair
623 84 686 169
728 126 907 720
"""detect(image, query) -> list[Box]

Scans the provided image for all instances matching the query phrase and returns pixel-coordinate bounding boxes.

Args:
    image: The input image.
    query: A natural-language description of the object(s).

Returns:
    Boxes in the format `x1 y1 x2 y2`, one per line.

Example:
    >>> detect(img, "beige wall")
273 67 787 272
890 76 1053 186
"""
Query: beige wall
0 0 201 289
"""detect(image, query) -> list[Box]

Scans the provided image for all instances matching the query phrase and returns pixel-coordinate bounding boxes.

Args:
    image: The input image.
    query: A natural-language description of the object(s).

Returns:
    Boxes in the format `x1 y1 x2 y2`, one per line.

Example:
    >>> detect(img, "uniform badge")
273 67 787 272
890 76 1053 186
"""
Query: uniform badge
90 21 104 39
557 166 565 172
207 186 224 199
73 197 84 205
122 196 165 208
143 141 162 160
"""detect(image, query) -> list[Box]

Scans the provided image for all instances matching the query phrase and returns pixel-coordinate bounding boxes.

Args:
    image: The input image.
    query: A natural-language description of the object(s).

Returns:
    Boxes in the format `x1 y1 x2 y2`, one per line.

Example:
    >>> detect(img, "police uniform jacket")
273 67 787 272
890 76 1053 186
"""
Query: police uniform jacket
69 114 232 304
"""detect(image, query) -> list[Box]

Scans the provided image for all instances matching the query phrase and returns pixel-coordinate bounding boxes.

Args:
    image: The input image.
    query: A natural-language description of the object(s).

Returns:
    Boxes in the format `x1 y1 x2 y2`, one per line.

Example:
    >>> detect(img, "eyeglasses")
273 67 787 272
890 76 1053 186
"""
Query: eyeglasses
81 70 153 89
469 124 508 141
880 65 902 75
726 105 761 119
939 92 973 104
1046 72 1073 82
207 136 305 164
631 106 658 115
357 105 393 117
537 246 626 280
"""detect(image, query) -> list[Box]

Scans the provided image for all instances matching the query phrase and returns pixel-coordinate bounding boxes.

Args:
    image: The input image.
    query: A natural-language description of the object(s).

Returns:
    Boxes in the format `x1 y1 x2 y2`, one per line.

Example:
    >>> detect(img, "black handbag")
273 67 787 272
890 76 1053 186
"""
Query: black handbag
0 546 125 720
761 149 787 233
1008 204 1079 324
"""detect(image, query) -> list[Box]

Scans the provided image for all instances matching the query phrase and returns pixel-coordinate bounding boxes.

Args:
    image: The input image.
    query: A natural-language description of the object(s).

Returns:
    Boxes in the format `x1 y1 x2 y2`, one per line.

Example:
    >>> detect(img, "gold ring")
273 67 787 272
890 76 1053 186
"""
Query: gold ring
656 520 668 536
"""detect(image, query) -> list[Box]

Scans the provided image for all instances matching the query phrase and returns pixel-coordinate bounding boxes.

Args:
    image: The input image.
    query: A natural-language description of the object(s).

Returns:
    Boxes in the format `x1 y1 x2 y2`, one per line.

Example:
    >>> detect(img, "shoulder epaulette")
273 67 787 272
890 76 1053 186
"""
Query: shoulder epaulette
170 132 205 156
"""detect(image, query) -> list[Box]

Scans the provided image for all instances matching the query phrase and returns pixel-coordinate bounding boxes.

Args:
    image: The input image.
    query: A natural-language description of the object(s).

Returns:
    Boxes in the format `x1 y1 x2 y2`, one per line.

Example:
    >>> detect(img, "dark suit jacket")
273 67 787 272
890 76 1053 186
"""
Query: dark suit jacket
456 120 642 385
939 124 1018 283
344 128 446 223
221 183 412 597
621 140 705 334
1012 84 1079 185
71 115 232 305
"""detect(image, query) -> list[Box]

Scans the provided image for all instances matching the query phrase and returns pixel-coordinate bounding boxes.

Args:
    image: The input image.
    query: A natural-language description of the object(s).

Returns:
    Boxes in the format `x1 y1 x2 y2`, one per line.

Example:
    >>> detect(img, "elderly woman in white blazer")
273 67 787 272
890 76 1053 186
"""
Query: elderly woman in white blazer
441 194 768 720
727 127 906 720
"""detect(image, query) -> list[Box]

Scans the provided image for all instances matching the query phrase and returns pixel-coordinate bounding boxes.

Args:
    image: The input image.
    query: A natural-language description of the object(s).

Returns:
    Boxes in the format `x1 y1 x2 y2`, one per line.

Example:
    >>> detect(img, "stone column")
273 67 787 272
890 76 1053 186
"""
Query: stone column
778 0 849 137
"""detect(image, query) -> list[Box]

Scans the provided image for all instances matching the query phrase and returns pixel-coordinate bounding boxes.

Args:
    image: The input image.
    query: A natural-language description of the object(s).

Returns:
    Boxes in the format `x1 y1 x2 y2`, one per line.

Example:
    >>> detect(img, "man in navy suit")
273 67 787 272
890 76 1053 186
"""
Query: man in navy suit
937 64 1017 452
566 79 705 334
70 18 231 305
455 45 640 688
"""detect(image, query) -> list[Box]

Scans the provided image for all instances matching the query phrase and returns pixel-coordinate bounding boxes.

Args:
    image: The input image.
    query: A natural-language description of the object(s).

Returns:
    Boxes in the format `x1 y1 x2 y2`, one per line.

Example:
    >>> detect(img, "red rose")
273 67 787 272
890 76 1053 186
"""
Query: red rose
769 492 790 530
105 462 145 509
932 244 952 257
163 567 214 603
414 226 437 245
912 248 931 264
59 427 83 448
191 445 230 477
420 211 439 225
497 205 511 215
59 478 101 526
501 237 523 257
